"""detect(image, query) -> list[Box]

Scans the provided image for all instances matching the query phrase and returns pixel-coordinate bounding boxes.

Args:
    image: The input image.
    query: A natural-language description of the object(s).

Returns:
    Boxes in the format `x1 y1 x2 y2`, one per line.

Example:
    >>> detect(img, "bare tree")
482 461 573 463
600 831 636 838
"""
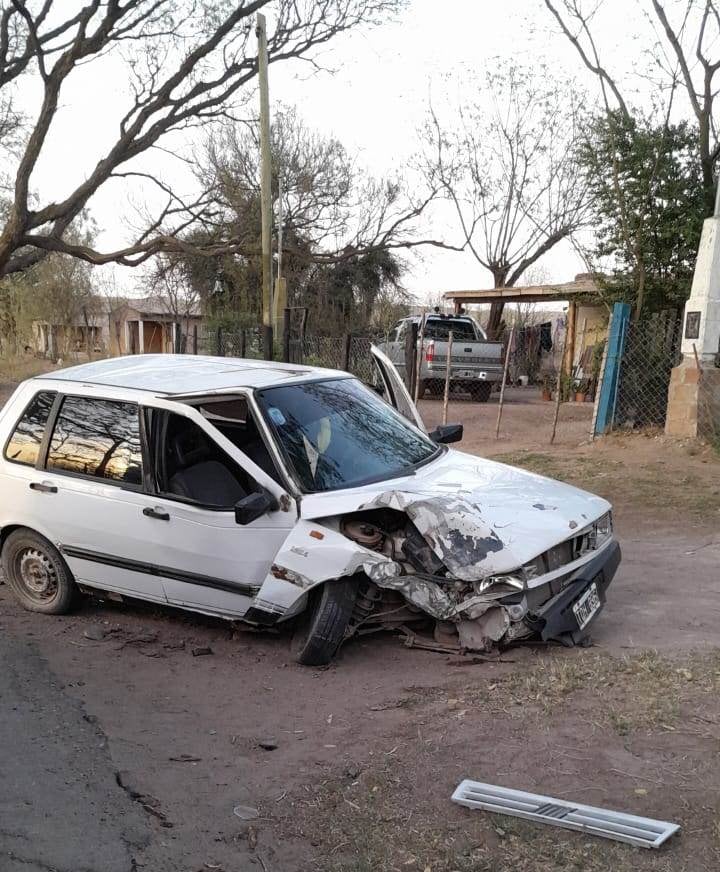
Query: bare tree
200 105 447 265
420 63 588 337
544 0 720 215
0 0 404 278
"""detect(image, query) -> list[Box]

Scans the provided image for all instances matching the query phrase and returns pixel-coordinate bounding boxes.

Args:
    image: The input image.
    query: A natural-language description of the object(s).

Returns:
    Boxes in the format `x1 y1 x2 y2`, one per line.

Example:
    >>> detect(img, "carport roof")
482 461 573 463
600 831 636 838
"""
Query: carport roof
443 275 601 305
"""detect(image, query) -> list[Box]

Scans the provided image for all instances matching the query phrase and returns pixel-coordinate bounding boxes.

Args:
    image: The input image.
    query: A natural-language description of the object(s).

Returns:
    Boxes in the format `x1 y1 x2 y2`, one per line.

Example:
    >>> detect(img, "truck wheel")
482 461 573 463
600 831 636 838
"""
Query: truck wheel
2 529 78 614
470 382 492 402
416 379 428 400
291 579 358 666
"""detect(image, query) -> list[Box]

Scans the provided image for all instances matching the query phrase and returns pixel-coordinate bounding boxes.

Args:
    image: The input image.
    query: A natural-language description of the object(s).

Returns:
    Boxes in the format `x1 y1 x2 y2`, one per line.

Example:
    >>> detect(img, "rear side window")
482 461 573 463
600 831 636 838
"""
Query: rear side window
4 391 57 467
424 318 479 341
47 396 142 485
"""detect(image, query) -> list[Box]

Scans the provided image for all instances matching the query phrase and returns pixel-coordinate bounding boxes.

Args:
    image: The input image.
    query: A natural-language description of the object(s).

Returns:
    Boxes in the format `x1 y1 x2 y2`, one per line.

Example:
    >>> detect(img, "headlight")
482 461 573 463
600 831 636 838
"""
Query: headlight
596 511 613 536
592 511 613 548
474 574 525 594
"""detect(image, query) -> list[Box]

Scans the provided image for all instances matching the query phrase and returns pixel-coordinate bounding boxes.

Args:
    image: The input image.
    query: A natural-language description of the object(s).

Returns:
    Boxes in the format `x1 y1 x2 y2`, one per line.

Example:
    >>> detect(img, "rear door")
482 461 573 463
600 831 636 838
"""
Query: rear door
371 345 425 431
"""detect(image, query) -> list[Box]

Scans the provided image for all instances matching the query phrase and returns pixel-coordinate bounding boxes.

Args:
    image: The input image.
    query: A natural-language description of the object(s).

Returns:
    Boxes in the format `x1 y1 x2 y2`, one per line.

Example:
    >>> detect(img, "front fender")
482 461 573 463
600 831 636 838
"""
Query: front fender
252 520 399 619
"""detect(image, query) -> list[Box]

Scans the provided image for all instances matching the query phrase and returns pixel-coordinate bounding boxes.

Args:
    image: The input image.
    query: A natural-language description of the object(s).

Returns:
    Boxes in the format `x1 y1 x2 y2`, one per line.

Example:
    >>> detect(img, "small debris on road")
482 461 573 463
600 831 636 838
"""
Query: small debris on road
192 646 213 657
258 738 278 751
83 626 106 641
168 754 202 763
232 804 259 820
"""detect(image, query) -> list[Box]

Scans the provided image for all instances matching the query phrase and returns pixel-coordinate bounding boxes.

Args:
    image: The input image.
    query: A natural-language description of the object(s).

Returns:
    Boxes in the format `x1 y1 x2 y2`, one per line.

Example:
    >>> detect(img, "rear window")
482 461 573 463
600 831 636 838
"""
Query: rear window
4 391 56 467
47 396 143 484
423 318 480 341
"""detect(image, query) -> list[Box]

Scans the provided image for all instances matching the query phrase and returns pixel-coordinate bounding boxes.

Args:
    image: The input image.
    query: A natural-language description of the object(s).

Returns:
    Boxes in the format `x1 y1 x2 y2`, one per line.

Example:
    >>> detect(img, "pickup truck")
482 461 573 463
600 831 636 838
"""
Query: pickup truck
379 313 504 401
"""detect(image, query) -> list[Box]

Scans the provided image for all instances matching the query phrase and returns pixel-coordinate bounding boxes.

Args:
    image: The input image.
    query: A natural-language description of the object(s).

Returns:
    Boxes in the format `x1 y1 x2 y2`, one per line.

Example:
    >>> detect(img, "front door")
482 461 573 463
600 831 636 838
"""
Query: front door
371 345 425 431
139 402 295 617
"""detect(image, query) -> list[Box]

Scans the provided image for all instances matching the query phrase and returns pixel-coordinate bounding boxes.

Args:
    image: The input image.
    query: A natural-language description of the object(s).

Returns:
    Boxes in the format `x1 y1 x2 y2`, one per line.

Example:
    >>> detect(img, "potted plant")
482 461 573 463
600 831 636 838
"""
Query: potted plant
574 378 591 403
541 371 554 401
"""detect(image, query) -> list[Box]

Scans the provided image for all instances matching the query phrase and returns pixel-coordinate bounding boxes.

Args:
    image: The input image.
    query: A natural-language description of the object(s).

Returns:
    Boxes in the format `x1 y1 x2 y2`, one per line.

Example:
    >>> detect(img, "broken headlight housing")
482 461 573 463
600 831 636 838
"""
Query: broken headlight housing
521 511 613 582
592 511 613 547
473 574 525 594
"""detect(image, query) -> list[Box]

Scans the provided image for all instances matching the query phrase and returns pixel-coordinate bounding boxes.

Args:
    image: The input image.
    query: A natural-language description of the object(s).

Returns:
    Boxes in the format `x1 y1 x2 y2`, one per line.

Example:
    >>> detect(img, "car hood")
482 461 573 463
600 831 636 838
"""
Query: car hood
300 449 611 580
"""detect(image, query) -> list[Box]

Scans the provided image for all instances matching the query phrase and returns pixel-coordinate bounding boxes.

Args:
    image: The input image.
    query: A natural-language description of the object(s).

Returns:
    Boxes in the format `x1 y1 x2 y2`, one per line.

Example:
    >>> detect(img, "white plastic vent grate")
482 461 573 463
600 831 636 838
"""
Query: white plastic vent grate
451 780 680 849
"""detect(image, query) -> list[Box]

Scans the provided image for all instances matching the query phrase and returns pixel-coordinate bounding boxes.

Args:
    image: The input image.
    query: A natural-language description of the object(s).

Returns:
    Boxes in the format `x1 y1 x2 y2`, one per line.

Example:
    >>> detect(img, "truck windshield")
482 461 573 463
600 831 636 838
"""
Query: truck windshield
255 378 439 492
424 318 482 341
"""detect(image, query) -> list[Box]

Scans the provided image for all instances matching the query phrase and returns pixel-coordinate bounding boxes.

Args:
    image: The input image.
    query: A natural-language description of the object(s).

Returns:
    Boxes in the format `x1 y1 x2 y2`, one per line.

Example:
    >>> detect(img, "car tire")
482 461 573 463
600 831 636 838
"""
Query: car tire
470 382 492 402
1 529 78 615
291 579 358 666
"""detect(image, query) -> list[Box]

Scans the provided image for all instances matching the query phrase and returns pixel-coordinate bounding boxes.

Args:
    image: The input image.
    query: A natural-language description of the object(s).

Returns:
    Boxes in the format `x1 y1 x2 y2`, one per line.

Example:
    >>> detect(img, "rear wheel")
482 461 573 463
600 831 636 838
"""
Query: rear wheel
2 529 78 614
470 382 492 402
291 579 358 666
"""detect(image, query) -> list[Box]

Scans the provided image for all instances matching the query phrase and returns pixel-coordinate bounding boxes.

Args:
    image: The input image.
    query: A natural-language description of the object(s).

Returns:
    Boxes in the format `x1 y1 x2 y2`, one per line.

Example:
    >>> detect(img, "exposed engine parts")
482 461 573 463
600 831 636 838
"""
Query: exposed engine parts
340 509 447 576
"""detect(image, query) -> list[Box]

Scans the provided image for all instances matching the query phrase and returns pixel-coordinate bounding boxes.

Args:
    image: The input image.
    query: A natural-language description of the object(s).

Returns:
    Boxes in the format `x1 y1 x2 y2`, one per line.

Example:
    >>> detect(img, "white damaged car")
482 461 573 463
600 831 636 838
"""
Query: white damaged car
0 350 620 664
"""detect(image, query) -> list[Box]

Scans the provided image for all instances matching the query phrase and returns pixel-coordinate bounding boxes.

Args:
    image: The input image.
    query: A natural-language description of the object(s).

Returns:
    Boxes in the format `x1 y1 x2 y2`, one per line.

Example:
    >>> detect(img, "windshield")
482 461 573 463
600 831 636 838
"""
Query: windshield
255 378 439 493
424 318 482 341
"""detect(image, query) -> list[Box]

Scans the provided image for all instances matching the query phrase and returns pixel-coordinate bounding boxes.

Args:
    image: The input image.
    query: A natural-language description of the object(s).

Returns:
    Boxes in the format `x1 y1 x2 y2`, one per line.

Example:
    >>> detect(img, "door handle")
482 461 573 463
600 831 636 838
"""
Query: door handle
143 506 170 521
29 482 57 494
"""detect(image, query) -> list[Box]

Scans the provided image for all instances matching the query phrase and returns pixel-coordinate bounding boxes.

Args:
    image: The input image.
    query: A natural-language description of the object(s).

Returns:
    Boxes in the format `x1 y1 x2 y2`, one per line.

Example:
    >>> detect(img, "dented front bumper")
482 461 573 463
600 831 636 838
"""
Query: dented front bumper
518 539 621 645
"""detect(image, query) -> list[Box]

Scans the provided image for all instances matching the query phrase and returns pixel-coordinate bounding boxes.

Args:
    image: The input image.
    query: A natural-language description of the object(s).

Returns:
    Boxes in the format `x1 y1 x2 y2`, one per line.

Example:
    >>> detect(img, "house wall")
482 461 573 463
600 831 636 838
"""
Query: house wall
109 305 202 355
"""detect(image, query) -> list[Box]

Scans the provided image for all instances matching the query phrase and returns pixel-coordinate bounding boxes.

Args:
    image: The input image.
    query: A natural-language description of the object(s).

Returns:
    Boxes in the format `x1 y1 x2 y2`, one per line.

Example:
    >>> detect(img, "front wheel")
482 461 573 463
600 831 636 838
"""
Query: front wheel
291 579 357 666
2 529 78 614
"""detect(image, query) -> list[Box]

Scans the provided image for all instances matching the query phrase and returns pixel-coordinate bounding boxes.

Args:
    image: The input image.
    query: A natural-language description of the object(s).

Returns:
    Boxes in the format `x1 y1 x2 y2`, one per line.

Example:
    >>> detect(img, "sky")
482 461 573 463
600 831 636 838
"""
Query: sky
20 0 663 303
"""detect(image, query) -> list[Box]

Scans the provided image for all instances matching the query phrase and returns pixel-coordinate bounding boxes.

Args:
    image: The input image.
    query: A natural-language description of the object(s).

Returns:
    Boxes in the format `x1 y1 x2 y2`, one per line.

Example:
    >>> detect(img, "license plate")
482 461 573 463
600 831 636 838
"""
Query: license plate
455 370 474 378
573 582 601 630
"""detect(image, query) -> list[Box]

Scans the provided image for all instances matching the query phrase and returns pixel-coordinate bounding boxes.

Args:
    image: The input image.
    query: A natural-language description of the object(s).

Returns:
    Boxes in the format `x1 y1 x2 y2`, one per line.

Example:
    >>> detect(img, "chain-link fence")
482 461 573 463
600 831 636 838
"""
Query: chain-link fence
194 324 377 383
611 311 682 431
289 334 375 382
196 326 265 359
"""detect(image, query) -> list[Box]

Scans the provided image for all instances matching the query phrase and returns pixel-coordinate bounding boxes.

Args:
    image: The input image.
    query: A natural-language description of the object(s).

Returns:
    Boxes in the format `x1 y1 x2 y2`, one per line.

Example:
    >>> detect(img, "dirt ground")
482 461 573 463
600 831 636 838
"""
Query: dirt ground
2 360 720 871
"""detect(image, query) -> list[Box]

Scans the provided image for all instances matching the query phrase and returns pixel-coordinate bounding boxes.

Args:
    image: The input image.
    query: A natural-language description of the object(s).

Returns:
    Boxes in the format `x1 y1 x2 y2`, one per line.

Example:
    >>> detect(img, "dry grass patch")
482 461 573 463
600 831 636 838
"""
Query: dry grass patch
0 354 58 385
272 649 720 872
492 450 720 521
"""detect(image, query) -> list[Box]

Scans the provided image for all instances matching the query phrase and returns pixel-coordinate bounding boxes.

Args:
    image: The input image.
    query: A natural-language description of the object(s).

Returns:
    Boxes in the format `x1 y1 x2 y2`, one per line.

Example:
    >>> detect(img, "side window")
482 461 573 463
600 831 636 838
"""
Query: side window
47 396 142 485
4 390 57 467
151 411 258 508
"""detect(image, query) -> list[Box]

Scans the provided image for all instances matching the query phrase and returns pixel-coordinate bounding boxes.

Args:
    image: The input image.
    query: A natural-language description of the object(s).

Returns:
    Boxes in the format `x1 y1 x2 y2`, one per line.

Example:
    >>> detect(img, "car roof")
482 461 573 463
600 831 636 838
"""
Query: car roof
39 354 346 395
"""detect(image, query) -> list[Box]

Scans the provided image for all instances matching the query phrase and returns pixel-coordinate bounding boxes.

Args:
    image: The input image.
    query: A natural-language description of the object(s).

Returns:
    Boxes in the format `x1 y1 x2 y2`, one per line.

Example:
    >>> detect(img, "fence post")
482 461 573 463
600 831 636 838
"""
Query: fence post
239 329 246 359
550 321 569 445
442 330 454 426
594 302 631 436
342 333 352 372
193 324 198 355
282 308 291 363
495 327 514 439
216 326 224 357
404 321 418 397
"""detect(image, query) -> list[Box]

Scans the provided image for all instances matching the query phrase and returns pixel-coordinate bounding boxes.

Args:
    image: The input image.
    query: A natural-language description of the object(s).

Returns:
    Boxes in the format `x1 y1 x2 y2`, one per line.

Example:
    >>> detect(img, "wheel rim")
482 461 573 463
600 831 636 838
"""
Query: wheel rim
15 547 59 602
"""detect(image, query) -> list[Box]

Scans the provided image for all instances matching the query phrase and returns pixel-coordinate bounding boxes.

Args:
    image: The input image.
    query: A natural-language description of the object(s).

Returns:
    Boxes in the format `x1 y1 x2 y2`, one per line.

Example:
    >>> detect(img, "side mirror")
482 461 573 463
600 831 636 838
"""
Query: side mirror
428 423 463 445
235 490 277 526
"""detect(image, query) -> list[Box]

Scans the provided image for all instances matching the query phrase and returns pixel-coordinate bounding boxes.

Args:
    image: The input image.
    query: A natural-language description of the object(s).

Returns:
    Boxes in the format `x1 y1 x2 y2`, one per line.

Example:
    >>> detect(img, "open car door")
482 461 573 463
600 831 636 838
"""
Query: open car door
371 344 425 432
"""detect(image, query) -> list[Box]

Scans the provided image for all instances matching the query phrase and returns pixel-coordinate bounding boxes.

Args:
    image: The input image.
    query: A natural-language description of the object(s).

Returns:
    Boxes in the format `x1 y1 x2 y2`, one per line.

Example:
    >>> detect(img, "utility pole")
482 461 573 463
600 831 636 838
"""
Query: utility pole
257 13 273 360
273 173 287 333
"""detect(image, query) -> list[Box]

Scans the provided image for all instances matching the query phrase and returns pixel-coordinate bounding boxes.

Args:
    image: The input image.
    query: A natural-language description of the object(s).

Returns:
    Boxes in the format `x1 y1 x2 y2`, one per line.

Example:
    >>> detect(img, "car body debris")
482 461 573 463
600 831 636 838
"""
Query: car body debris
451 780 680 849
